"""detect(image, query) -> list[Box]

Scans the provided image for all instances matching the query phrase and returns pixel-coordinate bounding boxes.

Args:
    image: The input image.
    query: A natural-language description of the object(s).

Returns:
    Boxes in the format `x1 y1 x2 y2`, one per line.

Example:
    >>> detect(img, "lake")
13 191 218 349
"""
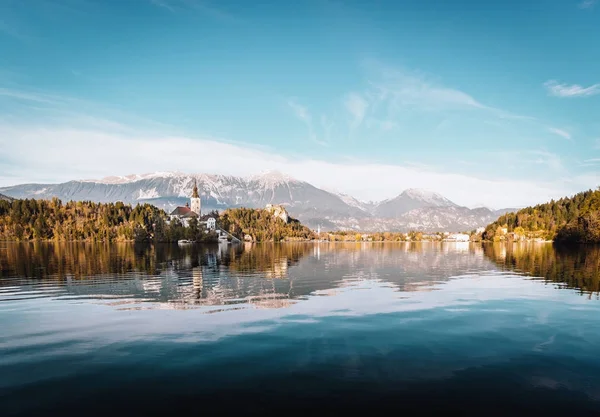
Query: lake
2 241 600 416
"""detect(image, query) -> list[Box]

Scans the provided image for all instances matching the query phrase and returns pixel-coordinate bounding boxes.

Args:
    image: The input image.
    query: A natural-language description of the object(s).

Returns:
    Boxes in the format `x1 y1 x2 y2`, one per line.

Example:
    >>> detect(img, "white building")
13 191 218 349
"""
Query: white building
206 217 216 230
446 233 470 242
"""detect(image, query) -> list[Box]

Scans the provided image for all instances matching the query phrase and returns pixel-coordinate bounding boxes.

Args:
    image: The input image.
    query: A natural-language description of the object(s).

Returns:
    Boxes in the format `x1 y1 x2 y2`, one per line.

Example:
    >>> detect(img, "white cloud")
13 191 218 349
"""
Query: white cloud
544 80 600 97
578 0 597 9
344 93 368 128
0 121 595 209
548 127 572 140
287 98 311 123
287 99 327 146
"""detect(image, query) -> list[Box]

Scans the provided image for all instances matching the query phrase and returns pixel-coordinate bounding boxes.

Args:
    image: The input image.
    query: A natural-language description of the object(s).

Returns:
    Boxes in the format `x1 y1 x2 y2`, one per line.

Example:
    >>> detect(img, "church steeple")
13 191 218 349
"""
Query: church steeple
190 179 201 216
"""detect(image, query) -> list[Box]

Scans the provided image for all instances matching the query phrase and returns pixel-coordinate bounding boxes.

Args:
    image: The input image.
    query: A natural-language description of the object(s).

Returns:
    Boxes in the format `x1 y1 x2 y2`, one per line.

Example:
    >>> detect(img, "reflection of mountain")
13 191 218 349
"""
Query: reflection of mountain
1 242 500 310
483 243 600 294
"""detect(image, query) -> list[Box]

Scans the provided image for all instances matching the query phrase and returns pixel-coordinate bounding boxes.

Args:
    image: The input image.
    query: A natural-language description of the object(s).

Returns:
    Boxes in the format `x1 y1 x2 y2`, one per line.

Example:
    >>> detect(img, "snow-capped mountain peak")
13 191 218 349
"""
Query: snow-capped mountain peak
248 170 297 189
401 188 457 207
332 191 374 213
89 171 182 184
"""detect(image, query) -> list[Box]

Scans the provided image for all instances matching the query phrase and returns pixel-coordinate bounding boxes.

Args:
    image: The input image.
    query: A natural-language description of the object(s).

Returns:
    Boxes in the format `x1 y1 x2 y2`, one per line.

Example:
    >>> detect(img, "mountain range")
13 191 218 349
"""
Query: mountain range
0 171 515 232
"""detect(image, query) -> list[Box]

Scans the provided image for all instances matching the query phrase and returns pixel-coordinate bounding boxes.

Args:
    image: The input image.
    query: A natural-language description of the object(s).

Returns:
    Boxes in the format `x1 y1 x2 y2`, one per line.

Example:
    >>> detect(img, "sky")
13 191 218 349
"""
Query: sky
0 0 599 209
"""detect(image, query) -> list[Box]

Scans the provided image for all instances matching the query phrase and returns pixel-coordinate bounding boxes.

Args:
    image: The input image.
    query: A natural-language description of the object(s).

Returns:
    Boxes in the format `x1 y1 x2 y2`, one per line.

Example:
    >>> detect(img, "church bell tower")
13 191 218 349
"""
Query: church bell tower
190 180 201 216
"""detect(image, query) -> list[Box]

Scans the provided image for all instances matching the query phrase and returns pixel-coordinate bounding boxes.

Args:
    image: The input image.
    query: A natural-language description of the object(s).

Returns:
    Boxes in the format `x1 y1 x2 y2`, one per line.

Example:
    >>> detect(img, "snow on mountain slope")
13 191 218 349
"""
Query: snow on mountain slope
0 172 511 232
373 188 458 218
402 188 457 207
248 170 296 189
332 192 373 213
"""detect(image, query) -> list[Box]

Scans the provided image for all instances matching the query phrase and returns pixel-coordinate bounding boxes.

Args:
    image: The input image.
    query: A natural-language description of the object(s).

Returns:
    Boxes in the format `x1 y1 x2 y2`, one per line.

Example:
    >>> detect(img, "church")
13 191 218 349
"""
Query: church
169 180 202 226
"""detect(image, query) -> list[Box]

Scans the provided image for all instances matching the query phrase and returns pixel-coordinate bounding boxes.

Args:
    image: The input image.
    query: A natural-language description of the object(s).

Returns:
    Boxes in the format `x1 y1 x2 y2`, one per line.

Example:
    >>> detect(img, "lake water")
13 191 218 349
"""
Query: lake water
2 241 600 416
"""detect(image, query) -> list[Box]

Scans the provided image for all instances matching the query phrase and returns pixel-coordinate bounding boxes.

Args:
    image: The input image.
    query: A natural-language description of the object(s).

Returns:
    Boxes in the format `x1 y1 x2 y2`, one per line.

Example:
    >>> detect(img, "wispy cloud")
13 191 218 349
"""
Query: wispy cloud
0 87 61 104
356 62 536 132
368 65 487 111
528 150 564 171
344 93 368 128
578 0 597 9
320 115 334 143
150 0 175 12
579 157 600 167
548 127 572 140
149 0 237 22
287 99 328 147
0 86 181 135
544 80 600 97
365 118 398 131
287 99 311 124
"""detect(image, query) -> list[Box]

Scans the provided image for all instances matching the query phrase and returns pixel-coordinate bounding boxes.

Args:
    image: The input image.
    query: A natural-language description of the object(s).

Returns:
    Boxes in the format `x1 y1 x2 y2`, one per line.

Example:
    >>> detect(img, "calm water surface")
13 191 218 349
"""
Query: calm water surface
2 241 600 416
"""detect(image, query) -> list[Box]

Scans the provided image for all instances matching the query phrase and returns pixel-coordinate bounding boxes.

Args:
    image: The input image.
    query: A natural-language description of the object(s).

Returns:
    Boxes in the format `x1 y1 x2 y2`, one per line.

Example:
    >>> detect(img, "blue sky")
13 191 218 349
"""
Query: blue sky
0 0 598 208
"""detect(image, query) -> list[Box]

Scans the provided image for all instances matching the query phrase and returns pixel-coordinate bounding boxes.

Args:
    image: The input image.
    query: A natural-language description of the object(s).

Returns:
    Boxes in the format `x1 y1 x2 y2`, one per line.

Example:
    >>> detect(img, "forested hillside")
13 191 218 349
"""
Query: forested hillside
0 198 216 242
219 207 315 242
483 188 600 243
0 199 314 242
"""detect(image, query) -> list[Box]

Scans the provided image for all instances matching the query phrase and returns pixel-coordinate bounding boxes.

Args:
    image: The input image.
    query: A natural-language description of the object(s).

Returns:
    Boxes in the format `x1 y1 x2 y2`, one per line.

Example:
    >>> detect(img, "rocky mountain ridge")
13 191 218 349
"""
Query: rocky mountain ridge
0 171 516 232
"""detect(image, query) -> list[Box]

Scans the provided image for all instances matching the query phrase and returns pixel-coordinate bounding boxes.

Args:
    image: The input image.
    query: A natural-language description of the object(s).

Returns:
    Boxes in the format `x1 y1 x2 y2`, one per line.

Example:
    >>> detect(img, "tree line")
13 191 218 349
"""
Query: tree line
483 188 600 243
0 198 316 243
0 198 218 243
218 207 314 242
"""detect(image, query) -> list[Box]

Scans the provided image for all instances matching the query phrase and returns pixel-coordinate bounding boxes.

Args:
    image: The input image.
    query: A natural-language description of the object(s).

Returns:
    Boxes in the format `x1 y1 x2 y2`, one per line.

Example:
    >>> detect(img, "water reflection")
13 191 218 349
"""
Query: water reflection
0 242 491 309
4 241 600 416
2 241 600 310
483 243 600 296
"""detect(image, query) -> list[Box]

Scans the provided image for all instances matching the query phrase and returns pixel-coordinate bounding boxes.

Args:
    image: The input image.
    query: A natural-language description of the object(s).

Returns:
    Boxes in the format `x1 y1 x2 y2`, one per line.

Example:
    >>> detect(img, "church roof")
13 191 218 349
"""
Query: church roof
170 206 198 217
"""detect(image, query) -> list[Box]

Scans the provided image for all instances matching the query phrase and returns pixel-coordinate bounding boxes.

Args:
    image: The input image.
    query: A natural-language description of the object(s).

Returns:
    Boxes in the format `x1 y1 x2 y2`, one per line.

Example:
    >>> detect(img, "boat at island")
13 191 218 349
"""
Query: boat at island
177 239 193 246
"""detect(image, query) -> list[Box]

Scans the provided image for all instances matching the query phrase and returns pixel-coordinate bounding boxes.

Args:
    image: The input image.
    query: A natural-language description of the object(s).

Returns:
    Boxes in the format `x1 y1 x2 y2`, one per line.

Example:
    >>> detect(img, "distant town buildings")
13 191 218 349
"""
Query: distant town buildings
445 233 470 242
